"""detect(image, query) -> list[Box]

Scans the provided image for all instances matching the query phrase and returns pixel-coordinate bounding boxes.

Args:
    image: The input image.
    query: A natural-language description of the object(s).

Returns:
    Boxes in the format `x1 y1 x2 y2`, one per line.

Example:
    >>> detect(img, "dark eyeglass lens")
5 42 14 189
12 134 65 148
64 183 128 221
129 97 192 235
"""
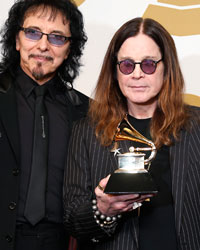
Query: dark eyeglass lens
119 60 135 75
24 28 67 46
48 34 66 46
141 60 156 74
25 29 42 40
119 59 158 75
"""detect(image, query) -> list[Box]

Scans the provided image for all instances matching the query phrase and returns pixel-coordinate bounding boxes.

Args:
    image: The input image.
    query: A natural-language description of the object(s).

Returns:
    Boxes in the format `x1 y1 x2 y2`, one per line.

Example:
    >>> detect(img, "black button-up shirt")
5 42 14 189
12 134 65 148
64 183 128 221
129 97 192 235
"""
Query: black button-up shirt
15 67 69 224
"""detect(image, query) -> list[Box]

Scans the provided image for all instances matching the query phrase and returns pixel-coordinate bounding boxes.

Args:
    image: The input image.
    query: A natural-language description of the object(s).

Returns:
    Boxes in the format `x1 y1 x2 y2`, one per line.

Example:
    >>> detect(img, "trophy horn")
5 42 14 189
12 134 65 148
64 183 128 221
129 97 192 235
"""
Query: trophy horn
114 115 157 165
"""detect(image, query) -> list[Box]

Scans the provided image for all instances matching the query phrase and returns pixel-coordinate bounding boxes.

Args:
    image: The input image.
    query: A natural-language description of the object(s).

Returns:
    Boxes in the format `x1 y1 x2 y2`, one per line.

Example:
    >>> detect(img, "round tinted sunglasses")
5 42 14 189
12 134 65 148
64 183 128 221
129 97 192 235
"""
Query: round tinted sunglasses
20 27 71 46
117 58 163 75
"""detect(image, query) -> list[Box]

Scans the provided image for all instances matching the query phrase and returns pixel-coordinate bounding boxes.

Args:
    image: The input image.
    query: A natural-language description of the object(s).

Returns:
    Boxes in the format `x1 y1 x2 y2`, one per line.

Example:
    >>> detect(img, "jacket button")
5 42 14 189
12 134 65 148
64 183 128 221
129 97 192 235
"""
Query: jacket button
9 202 16 210
5 235 13 242
12 168 20 176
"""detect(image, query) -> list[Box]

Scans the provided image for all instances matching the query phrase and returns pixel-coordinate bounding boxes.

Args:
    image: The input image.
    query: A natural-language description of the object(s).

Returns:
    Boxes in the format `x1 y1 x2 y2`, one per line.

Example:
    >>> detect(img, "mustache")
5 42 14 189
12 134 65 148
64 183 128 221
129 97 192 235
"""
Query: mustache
29 54 53 61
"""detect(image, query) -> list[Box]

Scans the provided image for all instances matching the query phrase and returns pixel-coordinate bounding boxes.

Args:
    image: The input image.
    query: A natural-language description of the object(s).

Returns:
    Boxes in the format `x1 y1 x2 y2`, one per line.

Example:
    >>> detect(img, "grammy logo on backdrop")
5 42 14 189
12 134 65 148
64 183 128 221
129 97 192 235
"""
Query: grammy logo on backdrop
143 0 200 106
74 0 85 6
143 0 200 36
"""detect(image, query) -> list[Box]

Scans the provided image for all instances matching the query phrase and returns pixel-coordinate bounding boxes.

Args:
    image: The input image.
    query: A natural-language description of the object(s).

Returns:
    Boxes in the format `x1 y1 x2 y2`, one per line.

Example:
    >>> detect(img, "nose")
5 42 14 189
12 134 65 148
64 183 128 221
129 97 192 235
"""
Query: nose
131 64 144 79
37 34 49 51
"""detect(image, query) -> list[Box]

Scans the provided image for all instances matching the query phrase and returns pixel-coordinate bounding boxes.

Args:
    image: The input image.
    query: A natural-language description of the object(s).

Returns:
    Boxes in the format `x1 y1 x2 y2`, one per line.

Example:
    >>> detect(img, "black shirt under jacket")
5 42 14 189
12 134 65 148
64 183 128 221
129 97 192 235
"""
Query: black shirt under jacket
127 115 178 250
15 67 70 224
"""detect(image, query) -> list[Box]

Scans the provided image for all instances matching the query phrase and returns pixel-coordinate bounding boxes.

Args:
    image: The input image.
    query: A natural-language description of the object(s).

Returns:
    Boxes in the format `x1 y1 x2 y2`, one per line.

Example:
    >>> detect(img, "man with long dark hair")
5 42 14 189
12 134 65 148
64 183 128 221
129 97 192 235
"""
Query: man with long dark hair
0 0 88 250
64 17 200 250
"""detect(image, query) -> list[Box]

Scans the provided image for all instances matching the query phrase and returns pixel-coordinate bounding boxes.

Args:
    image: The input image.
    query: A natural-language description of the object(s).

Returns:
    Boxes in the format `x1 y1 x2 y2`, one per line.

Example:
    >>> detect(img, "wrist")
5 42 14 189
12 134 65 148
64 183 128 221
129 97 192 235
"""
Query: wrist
92 199 122 228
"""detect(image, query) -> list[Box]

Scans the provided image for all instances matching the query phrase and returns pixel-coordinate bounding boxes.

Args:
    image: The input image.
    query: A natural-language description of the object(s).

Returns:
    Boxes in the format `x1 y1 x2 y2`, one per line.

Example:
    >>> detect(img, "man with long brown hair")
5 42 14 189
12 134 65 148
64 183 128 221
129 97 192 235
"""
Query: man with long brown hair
63 17 200 250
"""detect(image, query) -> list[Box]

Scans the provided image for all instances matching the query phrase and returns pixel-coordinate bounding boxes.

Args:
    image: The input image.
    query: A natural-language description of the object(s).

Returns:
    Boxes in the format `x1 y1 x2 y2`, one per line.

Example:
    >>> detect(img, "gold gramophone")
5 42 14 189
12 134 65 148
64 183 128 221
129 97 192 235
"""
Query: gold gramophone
104 115 158 194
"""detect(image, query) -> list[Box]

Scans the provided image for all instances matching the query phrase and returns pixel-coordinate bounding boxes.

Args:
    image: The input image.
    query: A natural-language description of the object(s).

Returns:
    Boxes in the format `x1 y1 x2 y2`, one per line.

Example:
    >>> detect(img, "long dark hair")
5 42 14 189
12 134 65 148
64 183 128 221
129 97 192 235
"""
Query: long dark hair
89 17 189 148
0 0 87 85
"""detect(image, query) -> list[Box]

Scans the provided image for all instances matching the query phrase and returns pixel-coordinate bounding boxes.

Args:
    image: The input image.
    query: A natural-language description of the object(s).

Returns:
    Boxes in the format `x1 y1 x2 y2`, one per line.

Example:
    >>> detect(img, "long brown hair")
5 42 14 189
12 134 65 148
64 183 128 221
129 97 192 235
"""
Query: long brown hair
88 17 190 149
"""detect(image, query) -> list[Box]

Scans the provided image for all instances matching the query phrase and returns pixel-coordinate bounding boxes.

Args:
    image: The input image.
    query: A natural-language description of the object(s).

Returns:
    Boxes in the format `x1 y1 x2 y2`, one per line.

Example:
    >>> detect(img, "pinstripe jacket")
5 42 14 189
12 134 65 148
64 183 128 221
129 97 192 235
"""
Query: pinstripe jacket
63 106 200 250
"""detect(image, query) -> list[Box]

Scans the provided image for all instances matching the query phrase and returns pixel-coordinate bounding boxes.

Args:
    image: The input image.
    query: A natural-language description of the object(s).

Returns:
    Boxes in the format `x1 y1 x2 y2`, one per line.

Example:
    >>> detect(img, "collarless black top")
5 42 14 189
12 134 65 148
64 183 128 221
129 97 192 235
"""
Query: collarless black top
128 115 178 250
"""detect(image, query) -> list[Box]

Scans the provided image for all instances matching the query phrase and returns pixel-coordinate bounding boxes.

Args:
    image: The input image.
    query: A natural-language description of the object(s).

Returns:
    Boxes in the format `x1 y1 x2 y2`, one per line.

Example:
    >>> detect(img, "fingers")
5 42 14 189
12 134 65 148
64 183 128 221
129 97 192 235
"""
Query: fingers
95 176 156 216
97 184 104 192
94 190 143 216
98 175 111 190
135 194 155 203
132 202 142 210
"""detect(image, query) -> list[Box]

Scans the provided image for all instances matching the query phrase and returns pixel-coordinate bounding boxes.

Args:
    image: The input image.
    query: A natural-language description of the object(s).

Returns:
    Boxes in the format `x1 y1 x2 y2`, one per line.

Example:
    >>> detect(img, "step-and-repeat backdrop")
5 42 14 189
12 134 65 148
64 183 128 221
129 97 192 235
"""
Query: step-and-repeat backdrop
2 0 200 106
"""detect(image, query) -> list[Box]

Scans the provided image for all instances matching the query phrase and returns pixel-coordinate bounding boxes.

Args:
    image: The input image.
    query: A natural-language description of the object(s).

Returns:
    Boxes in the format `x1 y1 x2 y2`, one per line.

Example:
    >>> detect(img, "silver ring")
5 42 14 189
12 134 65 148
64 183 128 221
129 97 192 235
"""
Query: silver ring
132 202 142 210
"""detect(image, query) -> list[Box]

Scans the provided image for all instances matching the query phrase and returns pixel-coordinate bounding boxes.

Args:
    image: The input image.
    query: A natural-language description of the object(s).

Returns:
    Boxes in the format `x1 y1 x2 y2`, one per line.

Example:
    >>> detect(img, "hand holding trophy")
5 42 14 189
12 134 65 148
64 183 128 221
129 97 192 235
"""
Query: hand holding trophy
104 115 158 194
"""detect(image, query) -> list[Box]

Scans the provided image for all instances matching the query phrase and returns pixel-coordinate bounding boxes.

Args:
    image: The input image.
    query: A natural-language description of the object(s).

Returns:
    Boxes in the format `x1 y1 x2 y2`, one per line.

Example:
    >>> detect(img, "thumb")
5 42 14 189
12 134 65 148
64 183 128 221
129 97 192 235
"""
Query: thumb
99 174 111 189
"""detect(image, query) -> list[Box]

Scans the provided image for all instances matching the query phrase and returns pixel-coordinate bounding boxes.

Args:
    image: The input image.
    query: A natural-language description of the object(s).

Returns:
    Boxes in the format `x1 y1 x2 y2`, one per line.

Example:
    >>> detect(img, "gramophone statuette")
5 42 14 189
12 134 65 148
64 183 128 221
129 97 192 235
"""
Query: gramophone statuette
104 115 158 194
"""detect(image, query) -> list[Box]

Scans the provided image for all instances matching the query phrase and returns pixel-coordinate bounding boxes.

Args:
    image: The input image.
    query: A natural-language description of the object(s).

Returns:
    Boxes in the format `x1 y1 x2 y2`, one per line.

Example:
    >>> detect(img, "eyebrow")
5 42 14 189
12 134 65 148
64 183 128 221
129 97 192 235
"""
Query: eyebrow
26 26 67 36
118 55 160 61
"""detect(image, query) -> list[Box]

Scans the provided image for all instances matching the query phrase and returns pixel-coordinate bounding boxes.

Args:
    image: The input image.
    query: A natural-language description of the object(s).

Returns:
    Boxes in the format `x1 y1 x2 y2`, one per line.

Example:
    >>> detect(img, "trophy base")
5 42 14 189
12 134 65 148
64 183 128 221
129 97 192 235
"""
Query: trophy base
104 172 158 194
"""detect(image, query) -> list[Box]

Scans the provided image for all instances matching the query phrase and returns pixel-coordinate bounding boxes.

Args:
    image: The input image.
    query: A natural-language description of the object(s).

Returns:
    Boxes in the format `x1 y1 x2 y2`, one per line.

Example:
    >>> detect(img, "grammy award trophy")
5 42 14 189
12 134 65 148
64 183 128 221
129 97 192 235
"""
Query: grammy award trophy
104 115 158 194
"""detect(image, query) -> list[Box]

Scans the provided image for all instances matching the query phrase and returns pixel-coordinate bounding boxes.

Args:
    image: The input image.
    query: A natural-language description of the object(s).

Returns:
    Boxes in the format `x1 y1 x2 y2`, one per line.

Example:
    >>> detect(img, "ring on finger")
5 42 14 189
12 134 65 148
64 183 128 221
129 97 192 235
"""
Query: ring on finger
97 184 104 191
132 202 142 210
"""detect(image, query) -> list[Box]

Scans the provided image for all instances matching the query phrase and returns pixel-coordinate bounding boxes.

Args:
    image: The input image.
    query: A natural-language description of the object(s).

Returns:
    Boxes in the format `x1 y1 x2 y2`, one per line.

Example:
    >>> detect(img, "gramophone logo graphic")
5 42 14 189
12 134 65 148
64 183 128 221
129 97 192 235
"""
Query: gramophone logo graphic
143 0 200 106
143 0 200 36
74 0 85 6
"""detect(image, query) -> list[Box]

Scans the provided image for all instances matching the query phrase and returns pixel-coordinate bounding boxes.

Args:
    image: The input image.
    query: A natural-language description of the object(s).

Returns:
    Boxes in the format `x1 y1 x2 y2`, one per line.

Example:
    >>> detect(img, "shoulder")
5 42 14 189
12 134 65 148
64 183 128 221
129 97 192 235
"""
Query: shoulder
181 105 200 139
0 71 14 93
65 89 90 122
71 117 98 143
185 106 200 157
73 89 89 105
67 88 89 106
72 116 93 134
188 105 200 113
67 88 89 110
187 105 200 127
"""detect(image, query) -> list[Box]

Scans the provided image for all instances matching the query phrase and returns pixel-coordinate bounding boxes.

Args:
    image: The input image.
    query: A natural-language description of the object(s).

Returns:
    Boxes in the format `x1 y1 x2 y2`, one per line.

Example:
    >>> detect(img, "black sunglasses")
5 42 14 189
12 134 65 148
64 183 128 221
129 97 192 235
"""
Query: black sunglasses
117 58 163 75
20 27 71 46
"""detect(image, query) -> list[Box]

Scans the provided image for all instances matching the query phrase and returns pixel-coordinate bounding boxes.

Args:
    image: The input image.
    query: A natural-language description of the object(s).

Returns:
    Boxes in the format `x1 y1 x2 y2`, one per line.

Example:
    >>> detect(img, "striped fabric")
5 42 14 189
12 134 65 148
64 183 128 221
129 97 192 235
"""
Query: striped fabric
170 106 200 250
64 106 200 250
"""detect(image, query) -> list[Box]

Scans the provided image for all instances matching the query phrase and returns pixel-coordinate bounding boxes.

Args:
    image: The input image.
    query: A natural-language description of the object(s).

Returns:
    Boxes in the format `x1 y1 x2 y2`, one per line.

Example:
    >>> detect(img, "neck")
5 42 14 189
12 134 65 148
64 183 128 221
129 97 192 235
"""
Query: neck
128 101 158 119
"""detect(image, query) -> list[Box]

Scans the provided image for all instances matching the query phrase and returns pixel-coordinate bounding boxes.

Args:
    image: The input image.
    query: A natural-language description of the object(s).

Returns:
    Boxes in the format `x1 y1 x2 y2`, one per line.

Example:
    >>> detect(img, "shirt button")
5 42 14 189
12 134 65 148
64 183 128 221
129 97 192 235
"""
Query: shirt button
12 168 20 176
9 202 16 210
5 235 13 243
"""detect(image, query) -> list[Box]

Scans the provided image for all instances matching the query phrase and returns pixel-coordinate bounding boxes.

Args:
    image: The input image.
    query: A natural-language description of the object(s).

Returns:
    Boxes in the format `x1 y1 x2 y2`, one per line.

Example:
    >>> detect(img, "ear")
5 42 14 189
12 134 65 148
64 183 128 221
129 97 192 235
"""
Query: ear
64 46 70 60
16 34 20 51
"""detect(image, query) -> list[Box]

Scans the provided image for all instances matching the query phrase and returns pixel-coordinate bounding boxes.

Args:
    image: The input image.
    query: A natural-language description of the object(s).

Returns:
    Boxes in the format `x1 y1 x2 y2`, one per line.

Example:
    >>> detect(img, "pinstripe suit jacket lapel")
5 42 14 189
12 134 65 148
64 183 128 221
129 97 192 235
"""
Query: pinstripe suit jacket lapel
169 114 200 249
170 129 189 236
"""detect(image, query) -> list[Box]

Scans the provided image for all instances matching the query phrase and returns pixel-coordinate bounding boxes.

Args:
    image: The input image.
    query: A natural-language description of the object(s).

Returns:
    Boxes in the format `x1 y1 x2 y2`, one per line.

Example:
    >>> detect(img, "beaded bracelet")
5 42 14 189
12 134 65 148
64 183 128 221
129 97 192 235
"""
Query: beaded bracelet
92 199 122 228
